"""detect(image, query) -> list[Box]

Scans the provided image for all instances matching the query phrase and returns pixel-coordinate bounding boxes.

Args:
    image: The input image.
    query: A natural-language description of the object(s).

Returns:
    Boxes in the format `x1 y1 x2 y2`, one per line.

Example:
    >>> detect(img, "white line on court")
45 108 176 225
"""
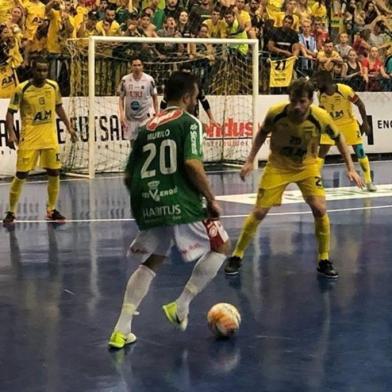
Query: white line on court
9 204 392 224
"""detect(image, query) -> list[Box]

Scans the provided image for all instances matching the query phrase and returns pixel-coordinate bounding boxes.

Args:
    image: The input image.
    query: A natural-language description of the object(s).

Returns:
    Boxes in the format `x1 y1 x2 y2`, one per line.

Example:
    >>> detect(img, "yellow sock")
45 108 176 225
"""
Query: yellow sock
358 157 371 183
315 214 330 261
317 157 325 172
233 214 261 259
47 175 60 211
9 177 26 213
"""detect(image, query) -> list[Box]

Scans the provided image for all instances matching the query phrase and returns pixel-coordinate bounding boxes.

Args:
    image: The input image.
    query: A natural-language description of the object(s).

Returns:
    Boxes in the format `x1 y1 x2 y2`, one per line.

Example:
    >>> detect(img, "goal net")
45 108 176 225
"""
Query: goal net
62 36 258 178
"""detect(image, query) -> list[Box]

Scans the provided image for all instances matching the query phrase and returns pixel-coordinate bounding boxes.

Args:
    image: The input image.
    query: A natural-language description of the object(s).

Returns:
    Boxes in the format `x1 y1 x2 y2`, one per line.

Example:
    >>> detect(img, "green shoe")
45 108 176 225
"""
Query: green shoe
108 331 137 349
162 302 188 331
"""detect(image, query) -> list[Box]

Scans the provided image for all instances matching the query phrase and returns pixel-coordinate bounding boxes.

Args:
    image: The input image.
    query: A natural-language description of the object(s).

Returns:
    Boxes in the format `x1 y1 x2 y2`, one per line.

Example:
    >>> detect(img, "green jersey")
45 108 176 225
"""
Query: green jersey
126 107 207 230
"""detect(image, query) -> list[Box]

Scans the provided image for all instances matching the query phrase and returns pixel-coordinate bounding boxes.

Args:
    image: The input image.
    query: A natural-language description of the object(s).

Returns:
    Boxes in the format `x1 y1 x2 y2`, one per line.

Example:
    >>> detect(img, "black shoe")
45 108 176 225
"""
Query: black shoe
46 209 66 221
317 260 339 278
3 211 15 225
224 256 242 275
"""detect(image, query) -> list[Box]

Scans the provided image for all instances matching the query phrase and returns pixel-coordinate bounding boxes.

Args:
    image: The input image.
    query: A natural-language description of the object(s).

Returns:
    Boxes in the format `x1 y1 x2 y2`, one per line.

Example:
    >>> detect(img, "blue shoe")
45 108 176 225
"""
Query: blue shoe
162 302 188 331
108 331 137 349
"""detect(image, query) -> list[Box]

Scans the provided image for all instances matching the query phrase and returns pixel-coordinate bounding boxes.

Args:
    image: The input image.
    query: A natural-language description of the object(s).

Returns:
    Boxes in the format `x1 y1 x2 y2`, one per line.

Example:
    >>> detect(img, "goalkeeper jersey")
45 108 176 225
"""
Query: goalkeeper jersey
126 107 208 230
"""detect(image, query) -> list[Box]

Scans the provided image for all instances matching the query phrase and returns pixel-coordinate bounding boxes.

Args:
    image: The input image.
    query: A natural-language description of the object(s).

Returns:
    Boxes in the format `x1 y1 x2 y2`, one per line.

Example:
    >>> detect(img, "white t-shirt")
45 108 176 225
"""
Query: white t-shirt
118 72 157 121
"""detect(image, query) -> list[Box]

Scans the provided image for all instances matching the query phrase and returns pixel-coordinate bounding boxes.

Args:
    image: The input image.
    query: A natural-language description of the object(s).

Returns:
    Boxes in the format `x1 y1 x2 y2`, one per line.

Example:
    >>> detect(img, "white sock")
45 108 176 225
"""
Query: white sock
114 264 156 334
175 252 225 321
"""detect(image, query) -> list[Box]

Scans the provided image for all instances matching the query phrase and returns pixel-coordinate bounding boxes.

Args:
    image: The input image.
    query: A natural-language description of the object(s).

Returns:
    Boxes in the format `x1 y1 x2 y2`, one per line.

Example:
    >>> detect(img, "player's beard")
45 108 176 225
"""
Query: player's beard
186 102 196 114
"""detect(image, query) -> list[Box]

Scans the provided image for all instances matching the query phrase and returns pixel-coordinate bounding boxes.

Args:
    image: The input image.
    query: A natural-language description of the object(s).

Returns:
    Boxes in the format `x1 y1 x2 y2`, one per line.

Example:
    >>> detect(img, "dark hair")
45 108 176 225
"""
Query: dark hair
130 56 143 64
88 10 98 20
179 63 193 72
313 70 333 83
165 71 198 102
283 14 294 22
224 8 235 16
0 23 7 35
288 78 315 99
31 56 49 68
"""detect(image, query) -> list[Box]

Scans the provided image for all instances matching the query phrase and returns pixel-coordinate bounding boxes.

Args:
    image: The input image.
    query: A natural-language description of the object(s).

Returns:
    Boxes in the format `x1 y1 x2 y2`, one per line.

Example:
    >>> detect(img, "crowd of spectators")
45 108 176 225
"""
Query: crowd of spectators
0 0 391 97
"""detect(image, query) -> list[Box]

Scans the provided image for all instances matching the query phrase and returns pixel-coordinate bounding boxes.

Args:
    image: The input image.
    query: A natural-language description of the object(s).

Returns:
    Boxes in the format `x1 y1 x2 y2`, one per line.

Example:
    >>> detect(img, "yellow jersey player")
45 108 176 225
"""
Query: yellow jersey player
313 70 376 192
3 56 77 225
224 78 363 278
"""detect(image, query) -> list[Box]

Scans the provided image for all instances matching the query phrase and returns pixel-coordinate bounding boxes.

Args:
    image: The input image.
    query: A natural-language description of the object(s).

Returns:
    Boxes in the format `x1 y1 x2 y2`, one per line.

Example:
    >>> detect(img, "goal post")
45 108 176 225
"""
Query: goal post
64 36 259 178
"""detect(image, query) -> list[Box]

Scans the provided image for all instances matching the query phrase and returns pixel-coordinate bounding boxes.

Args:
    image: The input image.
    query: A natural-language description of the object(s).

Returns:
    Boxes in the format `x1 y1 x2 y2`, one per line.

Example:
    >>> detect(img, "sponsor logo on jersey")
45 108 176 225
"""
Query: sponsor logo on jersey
147 180 160 201
1 75 15 87
146 109 183 131
33 110 52 123
142 183 178 201
142 204 181 219
190 130 198 155
131 100 141 110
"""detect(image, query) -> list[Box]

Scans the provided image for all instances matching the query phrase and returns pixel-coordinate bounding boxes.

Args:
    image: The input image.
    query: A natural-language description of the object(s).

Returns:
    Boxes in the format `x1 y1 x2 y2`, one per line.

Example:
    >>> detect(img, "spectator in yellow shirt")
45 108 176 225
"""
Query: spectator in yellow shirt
45 0 75 54
317 40 343 74
203 8 227 38
96 7 121 35
23 0 46 40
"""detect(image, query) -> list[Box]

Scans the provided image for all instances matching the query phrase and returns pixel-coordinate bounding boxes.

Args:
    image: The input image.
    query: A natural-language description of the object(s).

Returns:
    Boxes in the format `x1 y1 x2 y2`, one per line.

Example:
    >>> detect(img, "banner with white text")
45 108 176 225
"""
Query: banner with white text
0 93 391 177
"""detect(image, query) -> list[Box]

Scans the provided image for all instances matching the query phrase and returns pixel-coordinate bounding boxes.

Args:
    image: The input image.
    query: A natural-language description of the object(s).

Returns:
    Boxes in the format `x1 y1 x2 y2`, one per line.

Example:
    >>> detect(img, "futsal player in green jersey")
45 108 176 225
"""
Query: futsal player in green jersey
224 78 363 278
3 57 77 225
109 71 230 349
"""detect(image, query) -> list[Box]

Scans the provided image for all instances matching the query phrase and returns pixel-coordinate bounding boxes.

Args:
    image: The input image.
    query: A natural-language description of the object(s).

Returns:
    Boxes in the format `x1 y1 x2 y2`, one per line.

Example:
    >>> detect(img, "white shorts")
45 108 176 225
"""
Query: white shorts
124 116 149 140
128 220 229 263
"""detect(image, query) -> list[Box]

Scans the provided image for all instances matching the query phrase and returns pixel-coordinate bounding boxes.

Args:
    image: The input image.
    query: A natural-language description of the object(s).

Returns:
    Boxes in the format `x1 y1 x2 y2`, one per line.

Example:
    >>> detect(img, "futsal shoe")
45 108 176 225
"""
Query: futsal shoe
108 331 137 349
365 182 377 192
162 302 188 331
46 209 66 221
224 256 243 275
3 211 15 226
317 260 339 278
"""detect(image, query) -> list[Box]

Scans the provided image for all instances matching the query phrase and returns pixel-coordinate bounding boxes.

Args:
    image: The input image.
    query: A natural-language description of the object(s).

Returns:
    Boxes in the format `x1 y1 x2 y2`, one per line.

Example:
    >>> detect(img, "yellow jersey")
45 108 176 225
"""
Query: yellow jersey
24 1 46 40
269 56 296 88
0 64 18 99
310 2 327 21
8 79 62 150
318 83 359 127
47 10 76 54
0 0 14 24
264 102 340 170
203 19 227 38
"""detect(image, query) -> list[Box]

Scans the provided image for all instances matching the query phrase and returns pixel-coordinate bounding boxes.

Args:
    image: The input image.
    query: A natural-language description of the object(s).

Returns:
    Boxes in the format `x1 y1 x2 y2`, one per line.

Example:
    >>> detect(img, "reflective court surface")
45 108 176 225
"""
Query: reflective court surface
1 161 392 392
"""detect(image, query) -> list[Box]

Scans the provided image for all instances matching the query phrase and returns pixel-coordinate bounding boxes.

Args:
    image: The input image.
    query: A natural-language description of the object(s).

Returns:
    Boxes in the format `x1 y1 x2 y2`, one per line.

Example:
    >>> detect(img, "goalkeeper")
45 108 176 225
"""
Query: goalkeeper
118 56 159 146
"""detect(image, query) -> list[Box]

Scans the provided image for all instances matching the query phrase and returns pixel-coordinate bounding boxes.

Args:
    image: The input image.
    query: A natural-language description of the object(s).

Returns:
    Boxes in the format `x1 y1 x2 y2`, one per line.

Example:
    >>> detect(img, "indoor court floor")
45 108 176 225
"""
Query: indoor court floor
1 161 392 392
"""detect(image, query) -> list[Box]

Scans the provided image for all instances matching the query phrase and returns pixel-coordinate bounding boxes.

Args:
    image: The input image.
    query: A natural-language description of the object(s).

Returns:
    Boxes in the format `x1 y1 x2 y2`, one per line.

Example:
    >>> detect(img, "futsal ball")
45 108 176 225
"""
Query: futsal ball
207 303 241 338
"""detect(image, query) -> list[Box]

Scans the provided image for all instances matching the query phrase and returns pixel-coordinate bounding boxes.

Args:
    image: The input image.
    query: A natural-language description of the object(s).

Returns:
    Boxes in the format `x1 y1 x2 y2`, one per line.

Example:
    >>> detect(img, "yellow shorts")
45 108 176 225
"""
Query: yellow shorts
320 123 362 146
256 164 325 208
16 148 61 172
